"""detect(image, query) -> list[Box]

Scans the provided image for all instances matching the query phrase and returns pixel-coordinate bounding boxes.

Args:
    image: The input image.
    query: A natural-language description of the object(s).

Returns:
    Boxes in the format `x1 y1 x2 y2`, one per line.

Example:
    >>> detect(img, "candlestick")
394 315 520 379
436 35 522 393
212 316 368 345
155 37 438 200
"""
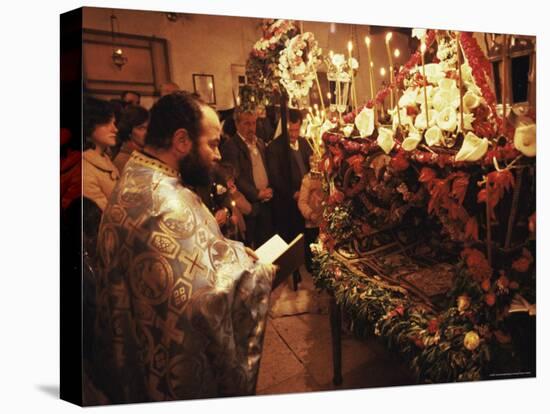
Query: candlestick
501 34 509 133
385 32 394 109
420 42 430 127
348 41 357 112
456 32 464 132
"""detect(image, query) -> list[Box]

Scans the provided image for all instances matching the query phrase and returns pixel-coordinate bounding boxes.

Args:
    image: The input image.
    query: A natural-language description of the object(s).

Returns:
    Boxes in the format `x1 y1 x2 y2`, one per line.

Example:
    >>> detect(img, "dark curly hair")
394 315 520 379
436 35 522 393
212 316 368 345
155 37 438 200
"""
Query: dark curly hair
83 97 115 150
117 105 149 143
145 91 204 149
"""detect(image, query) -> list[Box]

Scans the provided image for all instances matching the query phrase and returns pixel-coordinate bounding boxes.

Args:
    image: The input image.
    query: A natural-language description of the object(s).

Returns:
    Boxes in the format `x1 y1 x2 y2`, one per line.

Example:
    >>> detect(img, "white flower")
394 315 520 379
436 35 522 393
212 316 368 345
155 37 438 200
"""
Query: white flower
463 91 481 112
459 114 475 129
399 88 419 107
402 130 422 151
455 132 489 162
355 106 375 138
377 127 395 154
343 124 354 138
331 53 346 67
461 63 474 84
514 123 536 157
437 107 458 131
415 85 435 106
438 78 457 90
425 125 443 146
414 109 438 130
424 63 445 84
391 107 413 132
412 28 427 41
433 89 460 111
320 119 337 140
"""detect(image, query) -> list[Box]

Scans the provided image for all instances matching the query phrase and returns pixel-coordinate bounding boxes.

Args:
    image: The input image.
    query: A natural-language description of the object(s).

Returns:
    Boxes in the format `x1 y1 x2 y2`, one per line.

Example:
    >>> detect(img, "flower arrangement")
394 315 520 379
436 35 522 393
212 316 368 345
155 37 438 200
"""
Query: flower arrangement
245 19 299 101
278 32 323 104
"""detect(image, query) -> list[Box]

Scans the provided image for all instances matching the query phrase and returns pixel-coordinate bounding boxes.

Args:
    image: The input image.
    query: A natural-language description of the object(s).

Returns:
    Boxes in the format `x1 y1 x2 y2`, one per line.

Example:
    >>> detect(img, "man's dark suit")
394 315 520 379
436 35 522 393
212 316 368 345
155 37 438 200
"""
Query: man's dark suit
266 135 312 243
220 134 273 248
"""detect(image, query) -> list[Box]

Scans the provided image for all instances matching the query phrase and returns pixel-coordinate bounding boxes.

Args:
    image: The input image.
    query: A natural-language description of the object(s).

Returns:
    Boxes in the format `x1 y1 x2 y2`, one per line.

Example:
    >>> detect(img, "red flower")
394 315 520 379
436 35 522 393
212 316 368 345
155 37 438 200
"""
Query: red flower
390 152 410 172
485 293 496 307
427 318 439 334
419 167 437 186
395 305 405 316
481 278 491 292
465 216 479 241
462 248 492 281
509 281 520 290
329 189 345 205
512 257 530 273
497 275 509 290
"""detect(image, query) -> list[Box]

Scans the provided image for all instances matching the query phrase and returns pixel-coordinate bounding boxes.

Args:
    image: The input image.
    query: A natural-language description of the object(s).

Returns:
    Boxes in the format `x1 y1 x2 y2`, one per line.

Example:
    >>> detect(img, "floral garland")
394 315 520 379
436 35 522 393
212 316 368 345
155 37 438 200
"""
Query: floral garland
278 32 322 104
246 19 299 100
313 244 534 383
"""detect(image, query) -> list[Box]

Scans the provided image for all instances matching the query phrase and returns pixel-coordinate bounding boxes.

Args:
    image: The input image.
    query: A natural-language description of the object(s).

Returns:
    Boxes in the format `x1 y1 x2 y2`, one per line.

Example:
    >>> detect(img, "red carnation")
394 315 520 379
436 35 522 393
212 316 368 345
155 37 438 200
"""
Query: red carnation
481 278 491 292
390 153 410 172
485 293 496 307
512 257 530 273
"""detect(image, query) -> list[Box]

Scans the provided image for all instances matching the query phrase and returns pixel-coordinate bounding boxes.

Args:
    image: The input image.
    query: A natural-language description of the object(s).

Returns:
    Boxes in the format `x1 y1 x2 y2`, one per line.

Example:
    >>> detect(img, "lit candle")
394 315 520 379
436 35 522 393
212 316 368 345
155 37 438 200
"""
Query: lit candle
420 42 430 127
364 36 375 102
394 48 400 59
327 91 332 103
385 32 394 109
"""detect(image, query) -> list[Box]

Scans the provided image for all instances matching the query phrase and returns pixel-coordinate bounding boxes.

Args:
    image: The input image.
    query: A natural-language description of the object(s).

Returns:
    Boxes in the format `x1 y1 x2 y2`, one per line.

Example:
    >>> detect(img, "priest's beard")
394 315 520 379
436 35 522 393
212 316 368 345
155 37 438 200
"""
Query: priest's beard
178 146 213 188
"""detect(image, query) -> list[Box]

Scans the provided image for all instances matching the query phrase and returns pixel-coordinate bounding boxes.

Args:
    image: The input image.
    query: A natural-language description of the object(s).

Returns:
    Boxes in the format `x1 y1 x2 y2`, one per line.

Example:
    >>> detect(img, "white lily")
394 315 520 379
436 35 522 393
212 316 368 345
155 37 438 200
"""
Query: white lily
402 130 422 151
343 124 354 138
355 106 375 138
424 63 445 84
320 119 337 140
377 127 395 154
463 91 481 112
437 107 458 131
415 85 435 105
425 125 443 146
464 113 475 129
391 107 413 132
433 89 460 111
399 88 419 107
514 123 536 157
414 109 438 130
455 132 489 162
460 63 474 84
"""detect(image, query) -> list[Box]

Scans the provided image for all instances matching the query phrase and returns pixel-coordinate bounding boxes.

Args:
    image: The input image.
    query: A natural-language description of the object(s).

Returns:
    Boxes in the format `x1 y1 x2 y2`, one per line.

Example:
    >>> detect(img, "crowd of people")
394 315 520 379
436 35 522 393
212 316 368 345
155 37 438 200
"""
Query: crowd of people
60 88 325 403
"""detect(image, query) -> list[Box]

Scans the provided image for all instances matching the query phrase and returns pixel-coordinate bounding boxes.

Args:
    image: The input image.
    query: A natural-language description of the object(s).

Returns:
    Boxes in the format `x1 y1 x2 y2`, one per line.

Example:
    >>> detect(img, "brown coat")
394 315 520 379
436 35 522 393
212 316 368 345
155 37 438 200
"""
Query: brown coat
83 149 119 211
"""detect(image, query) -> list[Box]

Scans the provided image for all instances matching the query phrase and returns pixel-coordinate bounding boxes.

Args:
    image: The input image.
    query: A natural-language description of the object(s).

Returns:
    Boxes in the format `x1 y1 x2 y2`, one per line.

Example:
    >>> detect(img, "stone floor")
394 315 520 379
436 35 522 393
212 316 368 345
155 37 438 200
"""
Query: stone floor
256 267 416 396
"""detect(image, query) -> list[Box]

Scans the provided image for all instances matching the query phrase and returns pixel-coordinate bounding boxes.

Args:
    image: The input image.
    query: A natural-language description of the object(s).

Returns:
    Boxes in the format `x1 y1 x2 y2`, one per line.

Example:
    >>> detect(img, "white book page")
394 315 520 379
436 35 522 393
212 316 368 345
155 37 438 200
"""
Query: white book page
255 234 288 264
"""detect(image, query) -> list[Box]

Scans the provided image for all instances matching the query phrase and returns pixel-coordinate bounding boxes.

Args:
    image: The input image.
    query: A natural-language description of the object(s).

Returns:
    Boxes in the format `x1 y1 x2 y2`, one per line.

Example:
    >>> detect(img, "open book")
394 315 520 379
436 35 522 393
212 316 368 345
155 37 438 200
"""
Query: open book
509 294 536 316
256 233 304 289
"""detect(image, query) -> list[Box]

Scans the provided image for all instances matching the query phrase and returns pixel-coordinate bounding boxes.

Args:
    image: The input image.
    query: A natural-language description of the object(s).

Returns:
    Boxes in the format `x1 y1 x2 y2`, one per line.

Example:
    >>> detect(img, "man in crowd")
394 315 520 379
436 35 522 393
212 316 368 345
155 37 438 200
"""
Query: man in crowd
221 107 274 248
267 109 312 244
93 92 274 403
120 90 141 106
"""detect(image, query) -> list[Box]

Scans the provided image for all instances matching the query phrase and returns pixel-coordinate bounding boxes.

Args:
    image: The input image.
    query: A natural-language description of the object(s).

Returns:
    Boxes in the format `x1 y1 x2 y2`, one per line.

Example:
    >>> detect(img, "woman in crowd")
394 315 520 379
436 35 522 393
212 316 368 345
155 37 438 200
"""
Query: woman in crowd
83 97 119 211
113 104 149 173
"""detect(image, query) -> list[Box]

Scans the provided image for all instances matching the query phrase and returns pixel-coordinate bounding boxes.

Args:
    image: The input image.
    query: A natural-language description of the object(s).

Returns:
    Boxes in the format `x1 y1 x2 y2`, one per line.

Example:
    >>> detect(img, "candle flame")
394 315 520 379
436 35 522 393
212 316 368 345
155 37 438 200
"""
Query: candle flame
347 41 353 52
380 67 386 76
327 92 332 99
394 49 400 58
365 36 371 46
386 32 393 43
370 62 374 68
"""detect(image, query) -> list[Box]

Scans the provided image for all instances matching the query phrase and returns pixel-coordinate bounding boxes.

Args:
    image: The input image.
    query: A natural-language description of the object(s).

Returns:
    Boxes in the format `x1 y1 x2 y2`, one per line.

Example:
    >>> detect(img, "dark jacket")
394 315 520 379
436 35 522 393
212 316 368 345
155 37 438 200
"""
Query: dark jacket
266 135 312 242
220 133 269 205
